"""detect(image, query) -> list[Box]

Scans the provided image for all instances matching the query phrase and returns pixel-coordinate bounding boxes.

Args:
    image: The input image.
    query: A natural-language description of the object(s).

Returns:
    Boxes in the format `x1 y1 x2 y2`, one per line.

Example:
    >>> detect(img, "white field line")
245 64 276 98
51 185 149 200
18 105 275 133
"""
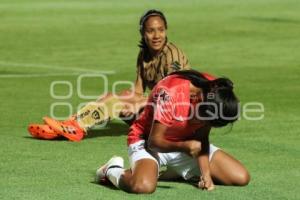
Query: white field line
0 60 115 74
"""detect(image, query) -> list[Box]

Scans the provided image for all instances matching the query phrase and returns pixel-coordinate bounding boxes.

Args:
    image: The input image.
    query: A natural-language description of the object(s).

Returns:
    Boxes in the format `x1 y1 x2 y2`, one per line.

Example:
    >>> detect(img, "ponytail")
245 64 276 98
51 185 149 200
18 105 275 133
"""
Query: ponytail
169 70 211 92
170 70 239 127
202 78 239 127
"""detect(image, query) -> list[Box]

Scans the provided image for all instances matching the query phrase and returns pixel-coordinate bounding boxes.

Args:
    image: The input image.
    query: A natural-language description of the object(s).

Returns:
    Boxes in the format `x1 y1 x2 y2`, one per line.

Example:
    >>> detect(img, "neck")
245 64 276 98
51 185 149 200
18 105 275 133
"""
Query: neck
149 48 162 57
148 41 167 57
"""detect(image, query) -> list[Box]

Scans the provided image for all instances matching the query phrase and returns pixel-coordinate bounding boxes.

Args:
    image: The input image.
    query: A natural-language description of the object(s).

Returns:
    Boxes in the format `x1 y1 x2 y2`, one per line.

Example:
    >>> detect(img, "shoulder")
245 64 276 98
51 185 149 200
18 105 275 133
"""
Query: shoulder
162 42 185 55
160 42 190 72
155 75 190 93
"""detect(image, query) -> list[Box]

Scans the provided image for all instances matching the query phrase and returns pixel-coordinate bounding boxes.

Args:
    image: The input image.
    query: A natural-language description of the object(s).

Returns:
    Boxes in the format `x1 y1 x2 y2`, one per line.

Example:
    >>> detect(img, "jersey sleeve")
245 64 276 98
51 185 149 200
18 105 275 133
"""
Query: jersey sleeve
181 51 191 70
163 43 191 75
152 87 174 127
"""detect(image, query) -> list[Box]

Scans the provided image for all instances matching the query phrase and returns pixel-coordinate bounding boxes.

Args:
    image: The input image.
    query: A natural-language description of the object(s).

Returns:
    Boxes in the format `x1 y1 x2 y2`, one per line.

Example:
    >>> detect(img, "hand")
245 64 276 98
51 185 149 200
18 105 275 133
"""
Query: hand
198 175 215 191
120 104 135 118
119 93 147 117
184 140 201 158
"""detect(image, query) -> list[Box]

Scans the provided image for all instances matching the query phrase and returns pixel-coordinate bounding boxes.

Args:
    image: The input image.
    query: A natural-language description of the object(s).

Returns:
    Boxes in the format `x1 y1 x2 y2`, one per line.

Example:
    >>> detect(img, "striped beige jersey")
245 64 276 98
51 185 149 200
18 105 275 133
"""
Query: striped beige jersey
137 42 190 90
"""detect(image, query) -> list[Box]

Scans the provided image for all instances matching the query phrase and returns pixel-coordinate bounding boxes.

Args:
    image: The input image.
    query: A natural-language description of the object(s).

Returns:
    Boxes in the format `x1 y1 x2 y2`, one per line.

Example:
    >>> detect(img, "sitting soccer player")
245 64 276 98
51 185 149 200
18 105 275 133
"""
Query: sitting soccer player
28 9 191 141
95 70 250 193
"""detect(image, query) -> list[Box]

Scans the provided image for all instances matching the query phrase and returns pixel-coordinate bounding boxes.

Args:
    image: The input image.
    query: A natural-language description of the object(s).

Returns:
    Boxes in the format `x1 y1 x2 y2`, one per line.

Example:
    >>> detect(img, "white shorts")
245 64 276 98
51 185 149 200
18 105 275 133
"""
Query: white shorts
128 140 220 180
158 144 220 180
128 140 159 169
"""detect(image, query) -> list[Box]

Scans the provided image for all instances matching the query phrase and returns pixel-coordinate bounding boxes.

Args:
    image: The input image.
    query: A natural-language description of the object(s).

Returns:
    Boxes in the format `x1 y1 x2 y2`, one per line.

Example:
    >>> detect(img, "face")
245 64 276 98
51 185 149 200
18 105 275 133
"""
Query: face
143 16 167 54
189 83 204 103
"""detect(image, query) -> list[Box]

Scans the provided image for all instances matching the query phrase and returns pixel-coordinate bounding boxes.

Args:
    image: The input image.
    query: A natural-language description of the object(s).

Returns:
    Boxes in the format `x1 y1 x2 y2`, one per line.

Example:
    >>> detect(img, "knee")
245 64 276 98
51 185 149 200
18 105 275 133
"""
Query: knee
96 92 113 102
130 179 156 194
235 169 250 186
120 89 132 96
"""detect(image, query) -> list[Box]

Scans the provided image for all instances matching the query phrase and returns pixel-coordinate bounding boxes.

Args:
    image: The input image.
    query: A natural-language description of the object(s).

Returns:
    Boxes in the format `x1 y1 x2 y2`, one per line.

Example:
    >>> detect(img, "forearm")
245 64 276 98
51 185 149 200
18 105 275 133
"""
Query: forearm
133 73 144 95
148 137 188 153
197 151 215 191
198 152 210 177
148 122 189 153
197 143 215 191
197 138 211 177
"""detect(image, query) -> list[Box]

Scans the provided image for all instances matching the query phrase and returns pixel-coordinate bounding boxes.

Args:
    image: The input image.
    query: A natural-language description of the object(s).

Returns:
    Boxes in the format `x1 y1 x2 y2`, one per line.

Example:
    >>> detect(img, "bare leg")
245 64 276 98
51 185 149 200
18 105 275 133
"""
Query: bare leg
96 90 147 120
118 159 158 194
159 168 181 181
209 150 250 186
96 89 147 107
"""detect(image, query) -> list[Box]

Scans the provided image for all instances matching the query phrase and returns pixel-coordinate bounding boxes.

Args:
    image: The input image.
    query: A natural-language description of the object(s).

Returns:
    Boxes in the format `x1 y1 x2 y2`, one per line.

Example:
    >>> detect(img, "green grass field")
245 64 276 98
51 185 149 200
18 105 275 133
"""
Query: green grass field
0 0 299 199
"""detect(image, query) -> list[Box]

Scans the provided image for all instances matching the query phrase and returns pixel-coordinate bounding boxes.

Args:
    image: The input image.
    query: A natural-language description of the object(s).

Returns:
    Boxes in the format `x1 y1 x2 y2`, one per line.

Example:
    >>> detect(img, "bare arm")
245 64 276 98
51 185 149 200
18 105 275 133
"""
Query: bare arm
148 122 187 153
133 52 145 96
118 59 146 117
119 72 147 118
148 122 201 156
193 127 215 190
133 71 144 96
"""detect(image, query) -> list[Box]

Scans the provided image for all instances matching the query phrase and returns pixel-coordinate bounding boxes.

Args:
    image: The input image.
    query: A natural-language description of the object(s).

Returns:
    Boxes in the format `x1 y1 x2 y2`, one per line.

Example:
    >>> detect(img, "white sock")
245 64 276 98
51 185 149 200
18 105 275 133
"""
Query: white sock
106 167 125 188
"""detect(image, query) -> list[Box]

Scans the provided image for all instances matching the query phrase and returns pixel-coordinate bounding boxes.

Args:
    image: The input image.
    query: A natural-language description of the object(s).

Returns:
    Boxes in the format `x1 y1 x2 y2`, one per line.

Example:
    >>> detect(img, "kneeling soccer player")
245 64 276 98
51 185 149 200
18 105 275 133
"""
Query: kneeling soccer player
95 70 250 193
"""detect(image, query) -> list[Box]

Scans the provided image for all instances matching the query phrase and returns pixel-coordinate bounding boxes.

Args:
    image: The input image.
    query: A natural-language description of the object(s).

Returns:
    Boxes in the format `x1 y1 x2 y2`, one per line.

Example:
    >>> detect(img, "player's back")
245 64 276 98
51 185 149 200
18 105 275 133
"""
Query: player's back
127 75 197 145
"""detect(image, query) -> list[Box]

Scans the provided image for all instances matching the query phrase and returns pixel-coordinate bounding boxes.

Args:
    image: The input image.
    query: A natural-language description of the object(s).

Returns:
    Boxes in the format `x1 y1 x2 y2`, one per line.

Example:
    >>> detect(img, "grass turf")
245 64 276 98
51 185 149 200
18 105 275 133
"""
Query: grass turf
0 0 299 199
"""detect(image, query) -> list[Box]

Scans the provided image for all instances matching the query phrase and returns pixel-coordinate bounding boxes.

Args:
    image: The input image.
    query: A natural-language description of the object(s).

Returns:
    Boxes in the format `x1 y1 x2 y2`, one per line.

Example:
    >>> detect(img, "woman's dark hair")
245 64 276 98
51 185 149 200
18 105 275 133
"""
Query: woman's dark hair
138 9 168 49
170 70 239 128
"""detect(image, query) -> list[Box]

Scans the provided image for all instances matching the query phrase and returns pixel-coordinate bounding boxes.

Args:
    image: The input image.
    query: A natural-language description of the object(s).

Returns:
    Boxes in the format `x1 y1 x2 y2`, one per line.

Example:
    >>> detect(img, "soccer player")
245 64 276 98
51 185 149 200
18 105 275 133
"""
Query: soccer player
28 9 191 141
95 70 250 193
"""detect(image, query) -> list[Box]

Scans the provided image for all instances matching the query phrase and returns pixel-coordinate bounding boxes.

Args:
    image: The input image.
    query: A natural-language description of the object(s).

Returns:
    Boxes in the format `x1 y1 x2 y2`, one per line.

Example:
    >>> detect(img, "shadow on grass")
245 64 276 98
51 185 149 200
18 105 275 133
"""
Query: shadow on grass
88 170 120 190
90 180 120 190
159 178 199 188
23 135 66 141
85 121 129 139
89 170 175 192
90 180 174 192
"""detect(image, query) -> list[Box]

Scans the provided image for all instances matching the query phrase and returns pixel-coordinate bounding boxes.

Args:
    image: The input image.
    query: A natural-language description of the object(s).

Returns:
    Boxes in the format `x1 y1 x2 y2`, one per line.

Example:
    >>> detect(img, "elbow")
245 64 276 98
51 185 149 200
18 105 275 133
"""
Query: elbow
147 137 161 152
